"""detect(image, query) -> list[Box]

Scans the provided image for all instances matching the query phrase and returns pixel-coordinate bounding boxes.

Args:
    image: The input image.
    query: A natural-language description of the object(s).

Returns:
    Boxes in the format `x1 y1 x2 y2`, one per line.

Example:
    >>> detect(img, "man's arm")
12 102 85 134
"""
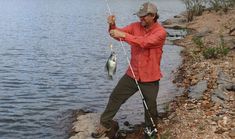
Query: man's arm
107 15 133 40
124 29 167 49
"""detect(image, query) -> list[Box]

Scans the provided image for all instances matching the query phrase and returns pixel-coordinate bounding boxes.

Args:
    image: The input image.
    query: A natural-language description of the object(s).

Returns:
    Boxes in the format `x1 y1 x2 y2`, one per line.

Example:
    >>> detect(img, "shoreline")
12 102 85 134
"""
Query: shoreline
69 8 235 139
158 8 235 139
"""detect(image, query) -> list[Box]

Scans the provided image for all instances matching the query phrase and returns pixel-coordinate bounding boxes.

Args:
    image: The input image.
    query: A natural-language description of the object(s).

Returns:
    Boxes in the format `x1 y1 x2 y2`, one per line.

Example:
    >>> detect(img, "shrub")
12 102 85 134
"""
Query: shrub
202 36 229 59
208 0 221 12
208 0 233 12
192 36 204 49
203 46 229 59
181 0 235 22
191 35 229 59
181 0 206 21
203 47 217 59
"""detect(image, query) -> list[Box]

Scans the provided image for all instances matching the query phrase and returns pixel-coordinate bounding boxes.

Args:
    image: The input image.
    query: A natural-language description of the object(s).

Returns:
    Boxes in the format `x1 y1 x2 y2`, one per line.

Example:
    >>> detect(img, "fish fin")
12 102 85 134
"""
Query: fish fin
114 65 117 74
105 61 108 71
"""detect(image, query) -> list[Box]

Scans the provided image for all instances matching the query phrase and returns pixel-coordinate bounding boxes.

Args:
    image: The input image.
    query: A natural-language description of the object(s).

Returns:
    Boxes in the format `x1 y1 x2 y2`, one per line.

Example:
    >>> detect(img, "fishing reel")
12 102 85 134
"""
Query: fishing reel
144 127 157 139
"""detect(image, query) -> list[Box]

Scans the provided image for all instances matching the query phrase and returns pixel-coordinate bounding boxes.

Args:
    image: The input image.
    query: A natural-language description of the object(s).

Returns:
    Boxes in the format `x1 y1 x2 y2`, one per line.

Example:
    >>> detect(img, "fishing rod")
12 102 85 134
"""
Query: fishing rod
105 0 158 137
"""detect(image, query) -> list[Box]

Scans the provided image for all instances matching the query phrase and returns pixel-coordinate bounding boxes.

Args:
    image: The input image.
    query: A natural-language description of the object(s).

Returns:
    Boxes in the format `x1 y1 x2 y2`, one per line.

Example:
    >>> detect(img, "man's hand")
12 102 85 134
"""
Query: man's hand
109 29 126 38
107 15 116 25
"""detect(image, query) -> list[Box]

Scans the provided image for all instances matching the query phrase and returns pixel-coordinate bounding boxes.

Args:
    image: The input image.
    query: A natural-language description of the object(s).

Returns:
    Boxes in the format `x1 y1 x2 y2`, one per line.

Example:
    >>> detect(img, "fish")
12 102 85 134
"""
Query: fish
105 51 117 80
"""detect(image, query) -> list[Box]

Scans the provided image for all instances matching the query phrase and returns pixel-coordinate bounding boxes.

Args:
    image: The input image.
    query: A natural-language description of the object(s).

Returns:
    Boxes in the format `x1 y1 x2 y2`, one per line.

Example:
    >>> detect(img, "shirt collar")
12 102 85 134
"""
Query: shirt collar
143 22 159 32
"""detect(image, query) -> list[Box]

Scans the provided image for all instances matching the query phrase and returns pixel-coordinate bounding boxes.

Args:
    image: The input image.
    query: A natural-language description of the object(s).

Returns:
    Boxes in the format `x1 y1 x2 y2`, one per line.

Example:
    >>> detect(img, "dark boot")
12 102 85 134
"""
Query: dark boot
91 120 119 139
106 120 119 139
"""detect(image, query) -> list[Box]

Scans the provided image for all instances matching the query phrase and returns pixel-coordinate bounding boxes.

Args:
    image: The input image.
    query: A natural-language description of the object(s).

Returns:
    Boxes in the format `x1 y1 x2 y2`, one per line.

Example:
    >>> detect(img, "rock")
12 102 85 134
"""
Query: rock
223 36 235 49
163 24 187 29
207 83 214 89
222 116 228 125
168 101 178 112
162 17 187 25
174 15 184 18
168 113 177 120
211 116 222 122
205 111 213 116
186 103 196 110
217 71 231 85
163 119 170 125
201 100 212 109
212 70 234 104
212 95 225 107
195 27 212 37
226 84 235 91
162 19 173 25
162 16 187 29
188 80 208 100
212 89 230 101
230 30 235 36
229 129 235 138
69 113 109 139
214 127 226 134
210 121 217 125
228 110 235 116
166 29 187 39
191 78 198 86
124 121 130 126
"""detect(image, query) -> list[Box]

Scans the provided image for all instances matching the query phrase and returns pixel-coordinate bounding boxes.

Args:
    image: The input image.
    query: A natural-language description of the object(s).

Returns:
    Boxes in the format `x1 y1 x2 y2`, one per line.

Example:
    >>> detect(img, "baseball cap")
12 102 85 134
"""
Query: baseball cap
134 2 158 17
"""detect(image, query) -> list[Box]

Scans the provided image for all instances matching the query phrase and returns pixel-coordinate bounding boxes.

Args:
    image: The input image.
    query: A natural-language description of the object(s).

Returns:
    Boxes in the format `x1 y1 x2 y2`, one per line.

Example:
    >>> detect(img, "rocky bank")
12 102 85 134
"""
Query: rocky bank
158 8 235 139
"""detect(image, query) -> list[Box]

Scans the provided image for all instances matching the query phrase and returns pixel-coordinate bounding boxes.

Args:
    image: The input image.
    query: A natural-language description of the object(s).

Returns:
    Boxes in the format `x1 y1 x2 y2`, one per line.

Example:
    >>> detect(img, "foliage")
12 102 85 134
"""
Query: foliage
190 35 229 59
198 124 206 131
203 46 229 59
181 0 235 22
181 0 205 21
202 36 229 59
208 0 234 12
192 36 204 49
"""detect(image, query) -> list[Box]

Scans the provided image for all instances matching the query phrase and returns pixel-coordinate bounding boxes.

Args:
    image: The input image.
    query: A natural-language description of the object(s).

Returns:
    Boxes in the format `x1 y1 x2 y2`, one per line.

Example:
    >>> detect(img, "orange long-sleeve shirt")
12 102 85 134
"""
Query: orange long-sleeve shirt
110 22 166 82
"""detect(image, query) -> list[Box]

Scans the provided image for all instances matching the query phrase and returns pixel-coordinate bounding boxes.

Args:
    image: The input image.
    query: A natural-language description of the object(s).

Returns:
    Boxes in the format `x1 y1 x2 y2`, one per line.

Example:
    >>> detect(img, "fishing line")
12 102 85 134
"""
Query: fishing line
104 0 157 135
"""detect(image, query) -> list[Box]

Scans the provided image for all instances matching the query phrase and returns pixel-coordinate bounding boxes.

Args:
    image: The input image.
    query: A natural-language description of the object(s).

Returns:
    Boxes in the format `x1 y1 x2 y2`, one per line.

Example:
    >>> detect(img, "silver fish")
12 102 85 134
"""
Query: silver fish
105 51 117 80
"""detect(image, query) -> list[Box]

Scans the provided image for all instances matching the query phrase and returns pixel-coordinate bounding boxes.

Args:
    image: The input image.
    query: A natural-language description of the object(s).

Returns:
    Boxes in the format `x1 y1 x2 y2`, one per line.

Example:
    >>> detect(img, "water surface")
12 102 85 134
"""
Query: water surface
0 0 185 138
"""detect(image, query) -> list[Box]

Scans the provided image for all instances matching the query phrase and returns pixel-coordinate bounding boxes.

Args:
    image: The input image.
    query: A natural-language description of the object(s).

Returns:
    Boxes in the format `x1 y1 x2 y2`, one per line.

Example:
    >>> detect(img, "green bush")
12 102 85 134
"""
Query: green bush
203 46 229 59
191 35 230 59
208 0 221 11
203 36 229 59
208 0 234 12
181 0 235 22
192 36 204 49
181 0 205 21
203 47 217 59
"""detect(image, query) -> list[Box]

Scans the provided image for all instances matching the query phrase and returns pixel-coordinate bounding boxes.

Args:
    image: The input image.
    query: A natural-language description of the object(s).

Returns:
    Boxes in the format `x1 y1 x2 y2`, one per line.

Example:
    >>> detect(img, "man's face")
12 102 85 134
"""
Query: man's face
139 13 155 28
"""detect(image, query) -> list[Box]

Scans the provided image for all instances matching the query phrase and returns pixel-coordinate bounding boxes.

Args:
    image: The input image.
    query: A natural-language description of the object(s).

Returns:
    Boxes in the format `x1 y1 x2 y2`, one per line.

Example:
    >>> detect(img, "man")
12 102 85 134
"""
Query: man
92 2 166 138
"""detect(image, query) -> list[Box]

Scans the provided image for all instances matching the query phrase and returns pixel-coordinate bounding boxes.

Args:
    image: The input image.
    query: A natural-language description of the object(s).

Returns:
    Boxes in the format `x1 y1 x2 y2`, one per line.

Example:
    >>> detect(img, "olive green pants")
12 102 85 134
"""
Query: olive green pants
100 74 159 129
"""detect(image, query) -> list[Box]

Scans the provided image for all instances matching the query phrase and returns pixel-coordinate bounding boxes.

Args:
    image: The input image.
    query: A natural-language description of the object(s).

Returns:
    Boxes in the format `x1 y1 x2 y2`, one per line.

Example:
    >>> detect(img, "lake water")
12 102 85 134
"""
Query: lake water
0 0 185 138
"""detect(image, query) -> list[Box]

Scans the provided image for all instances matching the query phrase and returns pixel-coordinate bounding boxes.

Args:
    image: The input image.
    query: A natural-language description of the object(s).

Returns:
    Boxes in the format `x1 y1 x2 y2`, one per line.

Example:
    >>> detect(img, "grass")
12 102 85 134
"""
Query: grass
202 36 229 59
202 46 229 59
192 36 204 49
209 0 235 12
190 35 229 60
